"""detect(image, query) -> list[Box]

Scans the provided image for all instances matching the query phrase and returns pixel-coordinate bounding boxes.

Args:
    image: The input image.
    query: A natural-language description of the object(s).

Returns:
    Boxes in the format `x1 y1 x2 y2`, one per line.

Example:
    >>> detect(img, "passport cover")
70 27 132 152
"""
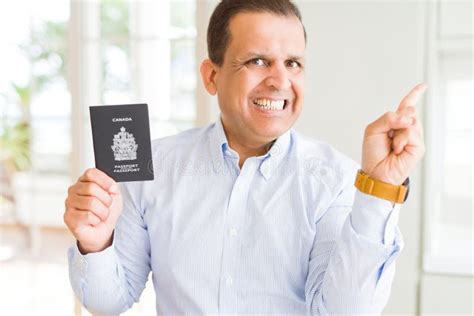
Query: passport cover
89 103 154 182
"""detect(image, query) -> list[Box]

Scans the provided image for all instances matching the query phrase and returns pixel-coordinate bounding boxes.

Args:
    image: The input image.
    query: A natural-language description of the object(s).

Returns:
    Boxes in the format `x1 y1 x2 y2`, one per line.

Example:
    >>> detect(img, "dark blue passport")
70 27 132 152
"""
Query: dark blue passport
89 103 154 182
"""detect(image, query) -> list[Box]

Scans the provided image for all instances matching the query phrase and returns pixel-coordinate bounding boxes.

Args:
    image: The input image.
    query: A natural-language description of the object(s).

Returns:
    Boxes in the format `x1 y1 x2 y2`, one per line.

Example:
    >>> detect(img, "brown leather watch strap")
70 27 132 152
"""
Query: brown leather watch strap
354 170 409 204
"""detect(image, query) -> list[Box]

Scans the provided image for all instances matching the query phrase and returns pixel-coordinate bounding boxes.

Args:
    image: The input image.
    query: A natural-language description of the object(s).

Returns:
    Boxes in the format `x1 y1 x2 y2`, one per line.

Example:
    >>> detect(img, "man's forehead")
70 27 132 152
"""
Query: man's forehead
229 11 304 37
228 12 306 57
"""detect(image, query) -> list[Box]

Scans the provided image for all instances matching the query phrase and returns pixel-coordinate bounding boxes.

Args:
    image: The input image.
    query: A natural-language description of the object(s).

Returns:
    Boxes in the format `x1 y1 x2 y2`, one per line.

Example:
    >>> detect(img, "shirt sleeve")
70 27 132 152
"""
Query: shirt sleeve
305 177 404 315
67 182 152 315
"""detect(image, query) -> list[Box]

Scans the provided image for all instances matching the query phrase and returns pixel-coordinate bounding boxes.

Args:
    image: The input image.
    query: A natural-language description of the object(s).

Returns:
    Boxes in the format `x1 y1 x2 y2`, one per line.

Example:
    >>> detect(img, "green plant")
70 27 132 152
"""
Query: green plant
0 81 33 173
0 122 30 173
0 19 66 174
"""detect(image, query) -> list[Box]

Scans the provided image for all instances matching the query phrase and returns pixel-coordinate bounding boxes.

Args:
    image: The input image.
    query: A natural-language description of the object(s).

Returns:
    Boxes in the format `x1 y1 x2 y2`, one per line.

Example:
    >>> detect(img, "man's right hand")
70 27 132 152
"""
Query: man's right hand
64 168 123 254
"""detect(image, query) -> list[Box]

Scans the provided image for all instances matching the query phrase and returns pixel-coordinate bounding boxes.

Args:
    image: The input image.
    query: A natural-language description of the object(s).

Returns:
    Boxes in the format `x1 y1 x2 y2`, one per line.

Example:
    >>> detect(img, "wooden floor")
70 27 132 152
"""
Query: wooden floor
0 225 155 315
0 225 75 261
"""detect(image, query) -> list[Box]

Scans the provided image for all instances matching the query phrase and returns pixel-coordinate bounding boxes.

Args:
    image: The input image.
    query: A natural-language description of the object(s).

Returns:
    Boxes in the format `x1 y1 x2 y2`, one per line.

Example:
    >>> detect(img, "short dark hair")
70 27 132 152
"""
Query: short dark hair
207 0 306 66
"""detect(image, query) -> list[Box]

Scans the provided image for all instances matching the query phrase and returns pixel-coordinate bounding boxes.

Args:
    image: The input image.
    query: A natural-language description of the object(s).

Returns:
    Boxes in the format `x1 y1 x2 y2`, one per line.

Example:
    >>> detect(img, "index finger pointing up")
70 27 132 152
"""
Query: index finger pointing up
397 83 427 111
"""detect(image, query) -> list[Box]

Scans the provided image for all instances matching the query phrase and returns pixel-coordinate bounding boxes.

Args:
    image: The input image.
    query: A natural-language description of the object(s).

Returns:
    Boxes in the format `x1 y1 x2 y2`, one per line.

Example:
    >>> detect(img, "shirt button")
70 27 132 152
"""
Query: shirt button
234 182 242 191
229 228 237 237
226 276 233 286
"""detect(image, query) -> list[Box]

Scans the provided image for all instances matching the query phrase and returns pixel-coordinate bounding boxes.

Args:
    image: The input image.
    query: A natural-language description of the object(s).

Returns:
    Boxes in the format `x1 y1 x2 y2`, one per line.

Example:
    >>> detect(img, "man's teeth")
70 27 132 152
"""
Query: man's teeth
253 98 285 110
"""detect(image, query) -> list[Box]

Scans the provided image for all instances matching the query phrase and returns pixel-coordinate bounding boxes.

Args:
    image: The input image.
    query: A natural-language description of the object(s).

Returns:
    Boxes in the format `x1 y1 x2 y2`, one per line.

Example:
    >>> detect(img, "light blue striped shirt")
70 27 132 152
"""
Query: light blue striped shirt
68 118 403 315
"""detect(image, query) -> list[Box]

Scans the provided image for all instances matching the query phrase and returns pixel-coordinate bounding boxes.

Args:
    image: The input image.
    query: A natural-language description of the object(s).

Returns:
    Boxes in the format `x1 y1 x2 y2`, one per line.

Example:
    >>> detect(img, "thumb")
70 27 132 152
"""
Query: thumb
108 183 120 194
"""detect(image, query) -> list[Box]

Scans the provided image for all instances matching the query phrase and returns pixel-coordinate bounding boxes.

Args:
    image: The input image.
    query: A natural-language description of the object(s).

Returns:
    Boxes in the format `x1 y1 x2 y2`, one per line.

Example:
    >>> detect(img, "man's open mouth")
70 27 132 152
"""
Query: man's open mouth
253 98 288 111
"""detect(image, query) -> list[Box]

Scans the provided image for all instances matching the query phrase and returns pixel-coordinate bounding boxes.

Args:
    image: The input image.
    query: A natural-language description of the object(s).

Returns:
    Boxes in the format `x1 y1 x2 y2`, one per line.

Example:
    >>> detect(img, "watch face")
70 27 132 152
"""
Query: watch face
90 103 154 182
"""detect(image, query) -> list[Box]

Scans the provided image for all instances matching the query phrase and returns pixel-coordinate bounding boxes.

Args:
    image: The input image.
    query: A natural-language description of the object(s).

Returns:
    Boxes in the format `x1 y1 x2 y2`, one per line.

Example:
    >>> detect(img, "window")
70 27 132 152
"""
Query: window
71 1 197 175
1 1 198 314
0 2 70 228
0 3 70 173
423 1 473 276
1 1 197 228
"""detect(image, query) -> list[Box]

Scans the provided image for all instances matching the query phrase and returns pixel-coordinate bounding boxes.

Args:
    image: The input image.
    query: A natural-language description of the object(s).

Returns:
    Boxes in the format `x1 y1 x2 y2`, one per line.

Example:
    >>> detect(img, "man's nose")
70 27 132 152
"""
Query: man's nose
264 63 291 91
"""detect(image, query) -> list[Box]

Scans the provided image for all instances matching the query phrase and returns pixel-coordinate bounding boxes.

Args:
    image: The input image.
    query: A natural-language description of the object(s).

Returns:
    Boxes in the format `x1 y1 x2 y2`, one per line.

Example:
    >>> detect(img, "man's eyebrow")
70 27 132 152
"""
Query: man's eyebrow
240 52 305 62
240 52 267 60
288 55 305 62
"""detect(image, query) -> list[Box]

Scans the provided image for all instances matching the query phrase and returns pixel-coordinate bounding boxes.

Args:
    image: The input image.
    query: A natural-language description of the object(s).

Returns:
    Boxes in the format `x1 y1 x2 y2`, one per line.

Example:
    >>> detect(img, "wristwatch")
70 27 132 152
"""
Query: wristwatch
354 169 410 203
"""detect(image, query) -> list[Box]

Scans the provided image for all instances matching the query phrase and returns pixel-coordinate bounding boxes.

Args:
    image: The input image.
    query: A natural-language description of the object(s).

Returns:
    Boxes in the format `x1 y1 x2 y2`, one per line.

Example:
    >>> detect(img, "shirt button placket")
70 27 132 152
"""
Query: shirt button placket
219 159 256 312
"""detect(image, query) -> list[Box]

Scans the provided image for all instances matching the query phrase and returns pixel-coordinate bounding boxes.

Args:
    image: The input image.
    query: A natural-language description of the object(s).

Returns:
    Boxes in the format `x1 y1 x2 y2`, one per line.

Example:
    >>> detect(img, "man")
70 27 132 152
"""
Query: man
64 0 425 314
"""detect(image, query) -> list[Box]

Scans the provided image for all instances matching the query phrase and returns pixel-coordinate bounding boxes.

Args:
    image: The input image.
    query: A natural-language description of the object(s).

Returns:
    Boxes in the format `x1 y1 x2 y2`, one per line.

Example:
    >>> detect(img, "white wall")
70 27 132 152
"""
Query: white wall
296 2 473 314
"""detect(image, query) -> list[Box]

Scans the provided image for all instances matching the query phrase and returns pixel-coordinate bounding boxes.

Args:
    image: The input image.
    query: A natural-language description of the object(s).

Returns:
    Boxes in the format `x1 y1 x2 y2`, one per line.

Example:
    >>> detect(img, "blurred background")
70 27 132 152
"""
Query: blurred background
0 0 471 315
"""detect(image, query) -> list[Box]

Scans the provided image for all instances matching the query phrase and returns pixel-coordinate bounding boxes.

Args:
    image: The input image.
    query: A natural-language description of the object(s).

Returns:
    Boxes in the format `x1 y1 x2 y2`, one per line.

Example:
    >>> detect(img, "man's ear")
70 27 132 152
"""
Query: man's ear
200 59 219 96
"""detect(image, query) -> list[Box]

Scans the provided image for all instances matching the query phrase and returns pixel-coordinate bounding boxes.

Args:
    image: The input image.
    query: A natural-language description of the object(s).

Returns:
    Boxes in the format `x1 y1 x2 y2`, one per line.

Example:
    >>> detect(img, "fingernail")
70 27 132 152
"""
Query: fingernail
109 184 119 193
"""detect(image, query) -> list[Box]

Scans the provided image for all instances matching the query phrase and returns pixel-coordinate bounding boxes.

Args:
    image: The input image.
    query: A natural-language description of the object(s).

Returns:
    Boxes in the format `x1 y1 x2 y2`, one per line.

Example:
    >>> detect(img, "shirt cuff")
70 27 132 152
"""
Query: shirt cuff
350 189 401 245
67 237 117 279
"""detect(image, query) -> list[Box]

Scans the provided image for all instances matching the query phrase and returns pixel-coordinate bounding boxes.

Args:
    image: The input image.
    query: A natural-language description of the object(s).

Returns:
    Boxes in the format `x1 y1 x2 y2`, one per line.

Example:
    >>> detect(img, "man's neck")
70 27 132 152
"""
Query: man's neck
229 140 274 169
220 119 276 168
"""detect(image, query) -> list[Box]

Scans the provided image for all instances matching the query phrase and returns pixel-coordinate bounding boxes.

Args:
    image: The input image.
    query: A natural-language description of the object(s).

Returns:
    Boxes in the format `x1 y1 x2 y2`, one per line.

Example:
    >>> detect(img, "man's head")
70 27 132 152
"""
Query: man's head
200 0 306 150
207 0 306 67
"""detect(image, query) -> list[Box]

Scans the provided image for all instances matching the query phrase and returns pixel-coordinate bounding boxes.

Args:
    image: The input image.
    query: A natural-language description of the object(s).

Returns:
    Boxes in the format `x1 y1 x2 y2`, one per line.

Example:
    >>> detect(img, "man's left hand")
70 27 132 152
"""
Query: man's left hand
361 83 427 185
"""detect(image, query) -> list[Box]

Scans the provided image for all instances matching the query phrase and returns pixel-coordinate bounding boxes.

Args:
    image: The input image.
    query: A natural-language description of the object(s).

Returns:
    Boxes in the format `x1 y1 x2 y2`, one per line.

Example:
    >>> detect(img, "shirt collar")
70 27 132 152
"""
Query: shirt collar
209 117 229 172
209 117 292 179
259 128 292 180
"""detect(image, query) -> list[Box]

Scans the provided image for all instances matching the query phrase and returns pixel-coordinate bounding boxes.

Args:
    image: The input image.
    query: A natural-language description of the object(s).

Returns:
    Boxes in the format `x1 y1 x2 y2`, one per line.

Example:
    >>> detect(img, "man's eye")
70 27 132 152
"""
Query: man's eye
249 58 266 66
286 60 301 68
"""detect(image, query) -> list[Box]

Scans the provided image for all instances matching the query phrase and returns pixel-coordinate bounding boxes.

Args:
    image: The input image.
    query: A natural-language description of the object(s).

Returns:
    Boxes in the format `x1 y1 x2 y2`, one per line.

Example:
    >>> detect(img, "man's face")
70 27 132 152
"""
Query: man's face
214 12 306 146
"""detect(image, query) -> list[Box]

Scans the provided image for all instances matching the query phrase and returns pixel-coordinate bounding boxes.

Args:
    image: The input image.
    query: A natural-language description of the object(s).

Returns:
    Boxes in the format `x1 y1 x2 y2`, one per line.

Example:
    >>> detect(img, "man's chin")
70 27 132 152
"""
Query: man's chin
255 126 289 143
